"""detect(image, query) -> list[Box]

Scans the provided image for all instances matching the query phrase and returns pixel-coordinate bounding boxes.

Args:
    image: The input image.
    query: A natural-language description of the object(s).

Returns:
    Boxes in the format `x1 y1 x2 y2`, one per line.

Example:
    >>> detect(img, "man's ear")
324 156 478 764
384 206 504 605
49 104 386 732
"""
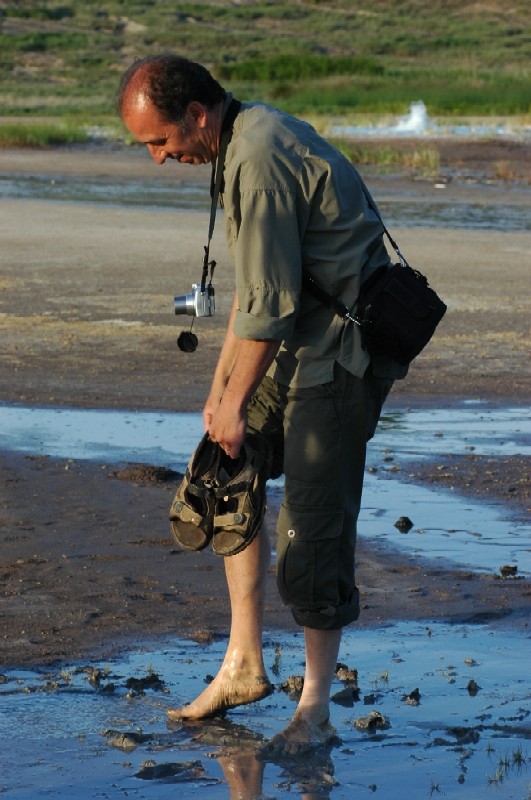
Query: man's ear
187 101 208 127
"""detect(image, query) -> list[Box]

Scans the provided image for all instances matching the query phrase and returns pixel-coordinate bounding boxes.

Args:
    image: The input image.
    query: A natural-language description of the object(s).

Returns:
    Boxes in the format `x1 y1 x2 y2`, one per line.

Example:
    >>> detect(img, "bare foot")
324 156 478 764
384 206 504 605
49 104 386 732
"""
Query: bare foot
260 711 338 757
167 674 272 721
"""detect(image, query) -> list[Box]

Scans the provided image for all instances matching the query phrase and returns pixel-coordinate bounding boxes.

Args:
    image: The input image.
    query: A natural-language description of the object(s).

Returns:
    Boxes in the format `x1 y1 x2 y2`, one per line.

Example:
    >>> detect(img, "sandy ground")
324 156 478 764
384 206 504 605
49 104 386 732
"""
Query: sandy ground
0 143 530 670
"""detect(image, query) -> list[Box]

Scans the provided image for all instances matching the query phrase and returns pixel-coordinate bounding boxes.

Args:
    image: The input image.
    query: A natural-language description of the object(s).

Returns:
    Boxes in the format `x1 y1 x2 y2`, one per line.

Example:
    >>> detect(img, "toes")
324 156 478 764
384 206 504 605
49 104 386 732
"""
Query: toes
167 708 185 722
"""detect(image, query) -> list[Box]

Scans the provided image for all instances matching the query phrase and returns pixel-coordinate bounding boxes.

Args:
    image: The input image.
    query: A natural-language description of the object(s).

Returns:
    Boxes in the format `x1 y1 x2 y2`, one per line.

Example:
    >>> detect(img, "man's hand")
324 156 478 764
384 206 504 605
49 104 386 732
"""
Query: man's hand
207 396 248 459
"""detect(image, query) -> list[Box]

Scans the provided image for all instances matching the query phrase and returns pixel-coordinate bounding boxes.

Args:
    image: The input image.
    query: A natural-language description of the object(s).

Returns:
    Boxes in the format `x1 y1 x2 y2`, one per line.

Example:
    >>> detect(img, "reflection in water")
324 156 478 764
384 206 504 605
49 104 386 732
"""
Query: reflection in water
217 745 337 800
217 751 267 800
185 717 338 799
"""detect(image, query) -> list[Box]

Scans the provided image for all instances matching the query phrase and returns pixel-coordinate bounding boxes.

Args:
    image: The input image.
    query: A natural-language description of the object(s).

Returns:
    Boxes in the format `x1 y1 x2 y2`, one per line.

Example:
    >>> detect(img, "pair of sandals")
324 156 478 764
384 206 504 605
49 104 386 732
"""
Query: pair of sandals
169 432 271 557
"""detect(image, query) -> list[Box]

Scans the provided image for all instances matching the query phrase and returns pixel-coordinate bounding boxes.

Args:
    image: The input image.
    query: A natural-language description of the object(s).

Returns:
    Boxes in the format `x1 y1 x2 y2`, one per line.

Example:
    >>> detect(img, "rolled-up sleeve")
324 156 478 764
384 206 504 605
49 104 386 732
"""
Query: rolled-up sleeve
227 181 302 341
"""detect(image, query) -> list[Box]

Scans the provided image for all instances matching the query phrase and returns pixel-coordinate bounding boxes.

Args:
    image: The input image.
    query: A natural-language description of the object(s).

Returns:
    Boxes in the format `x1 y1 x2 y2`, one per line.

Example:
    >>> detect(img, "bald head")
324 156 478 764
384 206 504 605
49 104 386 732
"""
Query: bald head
116 55 226 125
118 63 151 119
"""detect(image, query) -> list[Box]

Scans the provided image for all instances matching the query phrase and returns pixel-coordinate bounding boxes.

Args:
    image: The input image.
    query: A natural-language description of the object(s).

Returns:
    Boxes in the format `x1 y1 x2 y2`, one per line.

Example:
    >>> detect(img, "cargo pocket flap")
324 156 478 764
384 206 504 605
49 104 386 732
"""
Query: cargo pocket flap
276 504 344 542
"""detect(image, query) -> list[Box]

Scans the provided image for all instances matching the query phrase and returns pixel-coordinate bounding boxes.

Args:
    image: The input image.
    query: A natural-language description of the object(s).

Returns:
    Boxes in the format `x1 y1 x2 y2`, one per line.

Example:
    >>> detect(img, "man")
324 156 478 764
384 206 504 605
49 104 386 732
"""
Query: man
117 55 404 756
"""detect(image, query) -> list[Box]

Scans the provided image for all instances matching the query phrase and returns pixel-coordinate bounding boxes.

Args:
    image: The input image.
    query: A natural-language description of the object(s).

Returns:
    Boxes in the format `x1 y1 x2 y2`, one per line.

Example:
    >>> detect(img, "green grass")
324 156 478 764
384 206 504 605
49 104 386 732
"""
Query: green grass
0 0 529 138
331 141 441 176
0 121 89 147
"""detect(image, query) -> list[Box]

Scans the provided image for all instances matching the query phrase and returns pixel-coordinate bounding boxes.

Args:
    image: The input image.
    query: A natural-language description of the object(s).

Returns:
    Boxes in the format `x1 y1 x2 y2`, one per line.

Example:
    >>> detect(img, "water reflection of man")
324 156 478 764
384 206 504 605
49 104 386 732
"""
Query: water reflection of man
217 746 336 800
117 55 402 756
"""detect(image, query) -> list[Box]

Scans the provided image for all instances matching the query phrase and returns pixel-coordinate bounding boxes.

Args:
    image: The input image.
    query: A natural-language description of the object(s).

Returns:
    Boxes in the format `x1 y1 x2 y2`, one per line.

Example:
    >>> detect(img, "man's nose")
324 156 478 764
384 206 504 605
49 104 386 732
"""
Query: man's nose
147 144 167 165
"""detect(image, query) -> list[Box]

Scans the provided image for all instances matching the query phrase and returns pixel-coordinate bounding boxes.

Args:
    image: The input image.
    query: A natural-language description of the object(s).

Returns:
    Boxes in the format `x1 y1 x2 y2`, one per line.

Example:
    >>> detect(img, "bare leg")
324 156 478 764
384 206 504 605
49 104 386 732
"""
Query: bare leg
168 527 272 721
261 627 342 756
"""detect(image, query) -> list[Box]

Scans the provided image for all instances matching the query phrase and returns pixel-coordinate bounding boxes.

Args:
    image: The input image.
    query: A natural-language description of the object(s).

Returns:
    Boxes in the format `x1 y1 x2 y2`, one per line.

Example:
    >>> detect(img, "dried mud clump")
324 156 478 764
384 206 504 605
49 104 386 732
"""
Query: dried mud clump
109 464 181 485
135 760 205 781
354 710 391 732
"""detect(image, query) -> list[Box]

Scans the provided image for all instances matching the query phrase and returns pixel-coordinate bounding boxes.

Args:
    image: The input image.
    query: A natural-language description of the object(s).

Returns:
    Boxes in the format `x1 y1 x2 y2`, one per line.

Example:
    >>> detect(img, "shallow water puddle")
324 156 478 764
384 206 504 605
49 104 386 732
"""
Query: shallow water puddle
1 403 528 465
0 623 529 799
0 404 205 467
0 402 529 574
0 173 212 212
377 403 530 460
361 474 529 574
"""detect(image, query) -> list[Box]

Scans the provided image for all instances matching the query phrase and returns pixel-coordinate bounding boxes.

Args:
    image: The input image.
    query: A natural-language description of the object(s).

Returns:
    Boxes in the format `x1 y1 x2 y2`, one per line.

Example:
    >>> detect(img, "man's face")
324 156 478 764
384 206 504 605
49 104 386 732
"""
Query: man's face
122 94 215 166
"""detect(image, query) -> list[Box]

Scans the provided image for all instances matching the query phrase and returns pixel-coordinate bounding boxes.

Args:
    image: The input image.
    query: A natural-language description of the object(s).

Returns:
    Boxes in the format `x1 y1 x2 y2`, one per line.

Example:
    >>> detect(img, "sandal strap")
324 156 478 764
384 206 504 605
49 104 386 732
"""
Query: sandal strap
213 511 248 529
212 480 251 499
170 499 210 528
186 480 215 500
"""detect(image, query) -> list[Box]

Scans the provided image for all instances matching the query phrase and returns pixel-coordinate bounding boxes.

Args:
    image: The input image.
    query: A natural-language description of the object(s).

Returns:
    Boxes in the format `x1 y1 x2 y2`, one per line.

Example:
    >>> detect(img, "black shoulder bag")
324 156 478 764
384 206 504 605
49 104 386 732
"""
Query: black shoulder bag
302 179 447 366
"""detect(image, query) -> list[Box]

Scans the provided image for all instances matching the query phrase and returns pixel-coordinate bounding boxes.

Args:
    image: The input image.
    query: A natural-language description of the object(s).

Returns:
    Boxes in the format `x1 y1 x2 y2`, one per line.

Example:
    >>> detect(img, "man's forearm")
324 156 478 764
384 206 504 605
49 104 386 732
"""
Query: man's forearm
208 337 281 456
222 338 281 413
209 293 281 405
205 292 281 454
210 294 240 393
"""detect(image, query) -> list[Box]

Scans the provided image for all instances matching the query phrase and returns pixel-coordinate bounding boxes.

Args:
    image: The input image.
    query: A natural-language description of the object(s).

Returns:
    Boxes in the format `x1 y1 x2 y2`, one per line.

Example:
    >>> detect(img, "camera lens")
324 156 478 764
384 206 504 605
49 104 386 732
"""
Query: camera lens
174 293 195 316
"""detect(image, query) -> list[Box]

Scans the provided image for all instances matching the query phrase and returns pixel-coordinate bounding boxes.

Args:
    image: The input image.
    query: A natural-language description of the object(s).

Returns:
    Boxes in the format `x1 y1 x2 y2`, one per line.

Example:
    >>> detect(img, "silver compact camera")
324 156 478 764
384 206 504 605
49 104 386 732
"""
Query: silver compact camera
174 283 215 317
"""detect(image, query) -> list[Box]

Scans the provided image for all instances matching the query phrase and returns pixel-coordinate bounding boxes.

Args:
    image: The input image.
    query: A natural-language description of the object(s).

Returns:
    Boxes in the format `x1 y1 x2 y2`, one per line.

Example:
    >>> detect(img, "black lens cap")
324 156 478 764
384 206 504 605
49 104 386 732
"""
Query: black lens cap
177 331 198 352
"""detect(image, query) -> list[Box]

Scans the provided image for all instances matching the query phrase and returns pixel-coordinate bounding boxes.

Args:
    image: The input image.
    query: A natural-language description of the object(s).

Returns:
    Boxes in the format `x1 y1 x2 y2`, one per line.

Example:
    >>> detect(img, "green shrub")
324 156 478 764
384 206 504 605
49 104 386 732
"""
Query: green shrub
218 55 385 82
6 32 90 53
3 5 74 21
0 123 88 148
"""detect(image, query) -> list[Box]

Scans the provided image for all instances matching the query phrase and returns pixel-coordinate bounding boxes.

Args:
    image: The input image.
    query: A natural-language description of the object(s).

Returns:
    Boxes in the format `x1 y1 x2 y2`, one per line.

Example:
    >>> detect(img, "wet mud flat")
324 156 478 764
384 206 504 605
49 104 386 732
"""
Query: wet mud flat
3 450 529 796
0 424 529 798
1 622 529 799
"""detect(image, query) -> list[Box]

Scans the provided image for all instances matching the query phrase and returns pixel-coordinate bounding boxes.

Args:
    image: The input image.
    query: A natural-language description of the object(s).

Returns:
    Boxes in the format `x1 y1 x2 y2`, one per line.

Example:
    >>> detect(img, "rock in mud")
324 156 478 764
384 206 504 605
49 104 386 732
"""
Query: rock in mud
335 662 358 683
354 711 390 732
125 671 165 694
394 516 414 533
103 729 152 751
280 675 304 696
135 760 205 781
499 565 518 578
402 687 421 705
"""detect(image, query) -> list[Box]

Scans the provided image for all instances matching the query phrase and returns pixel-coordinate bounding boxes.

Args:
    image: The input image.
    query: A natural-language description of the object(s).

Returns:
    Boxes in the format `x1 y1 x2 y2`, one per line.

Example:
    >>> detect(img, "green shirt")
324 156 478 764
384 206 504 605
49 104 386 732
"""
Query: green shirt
222 101 392 388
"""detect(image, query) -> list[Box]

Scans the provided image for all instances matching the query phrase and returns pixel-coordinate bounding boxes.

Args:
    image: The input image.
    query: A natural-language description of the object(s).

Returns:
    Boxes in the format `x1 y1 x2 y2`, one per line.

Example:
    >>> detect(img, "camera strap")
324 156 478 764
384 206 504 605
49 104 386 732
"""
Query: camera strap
200 97 242 292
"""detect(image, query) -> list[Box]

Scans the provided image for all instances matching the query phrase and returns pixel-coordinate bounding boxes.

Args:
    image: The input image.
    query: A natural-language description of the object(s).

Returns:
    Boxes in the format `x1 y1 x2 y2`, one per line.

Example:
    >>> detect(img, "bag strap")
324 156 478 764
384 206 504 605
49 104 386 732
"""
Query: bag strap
200 97 241 292
353 170 410 268
301 271 362 326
